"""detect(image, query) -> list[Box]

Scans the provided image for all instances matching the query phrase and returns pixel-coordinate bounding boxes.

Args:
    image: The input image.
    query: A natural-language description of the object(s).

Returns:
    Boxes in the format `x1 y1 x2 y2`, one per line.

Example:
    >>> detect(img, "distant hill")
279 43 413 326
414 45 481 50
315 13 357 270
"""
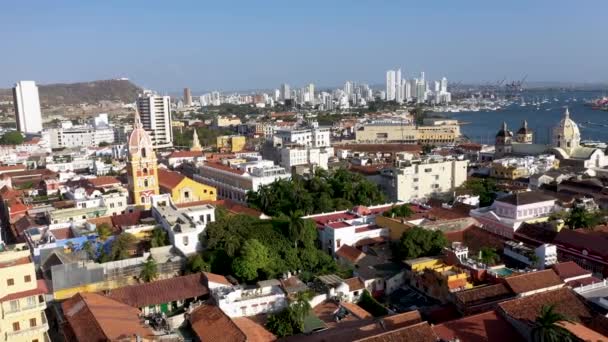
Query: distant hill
0 79 142 106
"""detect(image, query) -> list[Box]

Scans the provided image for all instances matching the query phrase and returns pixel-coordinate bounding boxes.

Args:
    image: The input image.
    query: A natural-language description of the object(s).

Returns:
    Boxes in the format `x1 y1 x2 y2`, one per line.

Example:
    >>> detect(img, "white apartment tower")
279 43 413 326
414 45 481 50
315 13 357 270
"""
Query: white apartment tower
386 70 396 101
136 91 173 148
13 81 43 133
280 83 291 101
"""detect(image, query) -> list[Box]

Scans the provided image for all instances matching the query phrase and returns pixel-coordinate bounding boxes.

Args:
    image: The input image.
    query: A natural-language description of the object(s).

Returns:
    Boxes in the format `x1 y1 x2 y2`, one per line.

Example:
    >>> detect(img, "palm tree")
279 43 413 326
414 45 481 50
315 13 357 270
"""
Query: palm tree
479 247 500 266
139 257 158 283
288 211 306 249
150 227 168 248
531 304 578 342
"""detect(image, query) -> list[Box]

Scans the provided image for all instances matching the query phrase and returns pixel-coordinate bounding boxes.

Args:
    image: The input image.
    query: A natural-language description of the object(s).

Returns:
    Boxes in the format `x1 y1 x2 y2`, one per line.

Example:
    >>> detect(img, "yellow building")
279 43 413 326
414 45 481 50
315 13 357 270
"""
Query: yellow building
127 110 160 209
490 163 529 180
216 135 246 152
158 168 217 204
355 123 460 145
0 244 49 342
405 256 473 302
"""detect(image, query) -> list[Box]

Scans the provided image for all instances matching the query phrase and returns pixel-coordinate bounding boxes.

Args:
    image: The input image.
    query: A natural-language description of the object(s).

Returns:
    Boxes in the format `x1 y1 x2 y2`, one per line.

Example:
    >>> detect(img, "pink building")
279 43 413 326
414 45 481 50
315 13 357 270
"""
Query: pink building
470 191 556 239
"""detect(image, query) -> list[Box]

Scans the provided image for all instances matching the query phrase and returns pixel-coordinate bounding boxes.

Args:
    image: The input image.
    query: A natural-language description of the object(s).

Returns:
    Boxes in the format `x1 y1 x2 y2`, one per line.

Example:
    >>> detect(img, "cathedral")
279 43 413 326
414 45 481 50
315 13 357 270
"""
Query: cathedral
495 108 607 169
127 110 160 209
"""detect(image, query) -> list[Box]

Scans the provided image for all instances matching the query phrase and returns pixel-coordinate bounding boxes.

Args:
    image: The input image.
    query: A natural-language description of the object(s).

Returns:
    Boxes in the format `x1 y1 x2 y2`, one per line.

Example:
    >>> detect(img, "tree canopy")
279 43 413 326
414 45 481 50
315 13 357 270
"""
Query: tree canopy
531 304 577 342
394 227 448 260
0 131 24 145
566 206 601 229
247 168 386 216
456 178 498 207
200 210 343 283
383 204 414 218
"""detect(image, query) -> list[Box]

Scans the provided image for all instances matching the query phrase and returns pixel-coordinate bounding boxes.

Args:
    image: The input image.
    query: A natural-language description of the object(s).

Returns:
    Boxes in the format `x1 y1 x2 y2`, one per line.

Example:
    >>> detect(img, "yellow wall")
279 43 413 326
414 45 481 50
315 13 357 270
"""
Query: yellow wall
168 177 217 204
408 258 442 272
376 215 415 240
216 135 246 152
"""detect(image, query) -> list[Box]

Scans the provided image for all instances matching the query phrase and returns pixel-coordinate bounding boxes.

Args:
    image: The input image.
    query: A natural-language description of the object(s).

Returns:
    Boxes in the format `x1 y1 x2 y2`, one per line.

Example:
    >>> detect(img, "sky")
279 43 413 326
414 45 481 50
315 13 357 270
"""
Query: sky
2 0 608 92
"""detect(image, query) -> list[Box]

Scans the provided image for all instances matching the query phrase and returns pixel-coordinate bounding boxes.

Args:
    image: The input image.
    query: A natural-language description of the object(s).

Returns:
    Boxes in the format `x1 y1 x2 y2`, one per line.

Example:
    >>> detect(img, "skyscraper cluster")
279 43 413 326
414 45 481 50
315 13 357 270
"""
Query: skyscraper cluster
385 69 451 104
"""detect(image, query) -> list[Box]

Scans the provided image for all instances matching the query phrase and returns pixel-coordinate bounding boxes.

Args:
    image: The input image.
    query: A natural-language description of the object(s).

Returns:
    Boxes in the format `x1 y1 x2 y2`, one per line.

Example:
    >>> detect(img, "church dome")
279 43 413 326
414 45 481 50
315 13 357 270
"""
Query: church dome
552 107 580 152
128 110 155 157
496 122 513 137
517 120 532 135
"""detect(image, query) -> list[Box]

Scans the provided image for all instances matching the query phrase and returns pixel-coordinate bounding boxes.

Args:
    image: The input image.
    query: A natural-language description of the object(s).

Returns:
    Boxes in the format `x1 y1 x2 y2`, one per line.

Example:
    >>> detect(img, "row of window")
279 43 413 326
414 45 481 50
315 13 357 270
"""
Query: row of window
7 275 32 286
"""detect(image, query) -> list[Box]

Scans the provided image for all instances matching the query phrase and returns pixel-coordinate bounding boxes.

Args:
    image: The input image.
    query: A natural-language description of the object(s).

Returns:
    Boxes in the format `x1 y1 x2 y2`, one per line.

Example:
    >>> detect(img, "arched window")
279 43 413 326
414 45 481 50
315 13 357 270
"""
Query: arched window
141 148 147 158
143 168 148 175
144 179 149 187
140 196 145 203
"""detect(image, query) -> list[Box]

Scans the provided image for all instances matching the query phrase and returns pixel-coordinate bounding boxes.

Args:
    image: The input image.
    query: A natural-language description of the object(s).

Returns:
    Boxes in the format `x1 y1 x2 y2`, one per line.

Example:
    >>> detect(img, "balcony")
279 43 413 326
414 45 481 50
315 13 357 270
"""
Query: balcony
4 297 47 318
5 311 49 338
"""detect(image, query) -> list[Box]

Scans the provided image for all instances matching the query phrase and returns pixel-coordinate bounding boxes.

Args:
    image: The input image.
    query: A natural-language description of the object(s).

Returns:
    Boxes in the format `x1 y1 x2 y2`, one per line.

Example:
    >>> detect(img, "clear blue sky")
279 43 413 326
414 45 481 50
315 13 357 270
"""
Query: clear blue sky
2 0 607 92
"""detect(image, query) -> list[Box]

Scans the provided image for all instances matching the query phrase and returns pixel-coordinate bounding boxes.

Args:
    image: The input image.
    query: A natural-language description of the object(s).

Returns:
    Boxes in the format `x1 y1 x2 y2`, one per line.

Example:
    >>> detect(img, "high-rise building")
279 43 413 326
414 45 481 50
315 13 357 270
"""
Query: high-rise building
13 81 43 133
136 91 173 148
396 69 402 92
440 77 448 93
127 110 160 209
183 87 192 106
280 83 291 101
344 81 353 97
386 70 396 101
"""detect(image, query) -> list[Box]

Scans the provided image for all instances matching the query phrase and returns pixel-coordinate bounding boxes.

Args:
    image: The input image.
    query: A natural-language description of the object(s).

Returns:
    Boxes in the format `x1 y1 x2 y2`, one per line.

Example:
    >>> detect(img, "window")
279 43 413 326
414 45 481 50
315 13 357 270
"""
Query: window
29 318 36 327
184 191 190 199
206 214 211 222
141 196 145 203
143 168 148 175
336 239 341 248
183 236 189 246
141 148 147 158
144 179 149 187
27 296 36 307
12 322 19 331
424 168 432 173
9 300 18 311
7 278 14 286
24 275 31 283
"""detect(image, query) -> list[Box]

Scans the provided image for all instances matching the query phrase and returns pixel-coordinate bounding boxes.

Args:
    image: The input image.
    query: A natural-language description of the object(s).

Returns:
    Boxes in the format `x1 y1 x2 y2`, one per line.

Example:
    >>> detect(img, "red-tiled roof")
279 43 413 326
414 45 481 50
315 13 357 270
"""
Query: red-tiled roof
189 304 246 342
341 302 373 319
157 168 186 189
552 261 592 280
336 245 365 263
233 317 277 341
203 272 232 286
86 176 121 188
0 164 26 173
566 276 603 288
328 221 351 229
50 228 75 240
62 292 154 342
106 273 208 308
353 322 437 342
344 277 365 292
454 283 513 306
503 269 563 295
433 310 522 342
111 210 151 228
168 150 204 159
554 228 608 258
336 144 422 153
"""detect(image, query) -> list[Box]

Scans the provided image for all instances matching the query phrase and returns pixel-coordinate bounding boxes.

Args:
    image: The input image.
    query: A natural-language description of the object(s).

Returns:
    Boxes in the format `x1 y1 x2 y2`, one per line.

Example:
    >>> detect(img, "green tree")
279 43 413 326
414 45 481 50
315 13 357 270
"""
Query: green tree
383 204 414 218
479 247 500 266
109 232 136 261
456 179 498 207
266 309 294 337
185 254 209 274
0 131 24 145
530 304 578 342
96 223 112 241
357 290 388 317
150 226 169 248
287 211 306 249
395 227 448 260
566 206 599 229
139 257 158 282
232 239 270 281
82 241 96 260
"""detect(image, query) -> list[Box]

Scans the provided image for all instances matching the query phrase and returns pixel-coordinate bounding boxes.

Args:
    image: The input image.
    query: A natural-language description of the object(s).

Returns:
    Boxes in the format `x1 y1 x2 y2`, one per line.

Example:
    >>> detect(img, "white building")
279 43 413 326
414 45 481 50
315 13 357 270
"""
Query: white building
503 241 558 269
195 158 290 203
280 146 334 170
390 155 469 202
274 126 331 148
304 204 395 256
46 126 115 149
136 91 173 148
386 70 396 101
211 279 287 318
470 191 557 239
151 194 215 256
280 83 291 101
13 81 43 133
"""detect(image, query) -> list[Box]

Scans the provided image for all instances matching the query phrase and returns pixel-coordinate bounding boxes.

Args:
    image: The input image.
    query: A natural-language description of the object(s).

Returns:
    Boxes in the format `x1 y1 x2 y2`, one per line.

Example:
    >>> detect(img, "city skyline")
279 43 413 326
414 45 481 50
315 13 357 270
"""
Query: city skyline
2 1 608 92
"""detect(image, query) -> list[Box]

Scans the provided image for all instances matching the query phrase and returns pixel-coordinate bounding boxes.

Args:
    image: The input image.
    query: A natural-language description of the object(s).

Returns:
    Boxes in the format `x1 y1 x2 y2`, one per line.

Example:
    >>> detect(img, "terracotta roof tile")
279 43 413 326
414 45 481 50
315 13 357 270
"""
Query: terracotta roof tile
189 304 246 342
503 269 563 294
554 228 608 258
552 261 592 280
341 302 373 319
61 292 154 342
232 317 277 342
433 310 522 342
560 321 608 342
86 176 121 188
454 283 514 306
498 288 592 324
168 150 204 159
353 322 437 342
336 245 365 263
157 168 185 189
203 272 232 286
344 277 365 292
106 273 208 308
111 210 151 229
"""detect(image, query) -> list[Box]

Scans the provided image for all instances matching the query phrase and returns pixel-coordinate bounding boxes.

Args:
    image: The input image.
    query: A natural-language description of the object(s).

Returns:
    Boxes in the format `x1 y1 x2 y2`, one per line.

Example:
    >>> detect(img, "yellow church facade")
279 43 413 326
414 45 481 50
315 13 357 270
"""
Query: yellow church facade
127 110 160 209
158 168 217 204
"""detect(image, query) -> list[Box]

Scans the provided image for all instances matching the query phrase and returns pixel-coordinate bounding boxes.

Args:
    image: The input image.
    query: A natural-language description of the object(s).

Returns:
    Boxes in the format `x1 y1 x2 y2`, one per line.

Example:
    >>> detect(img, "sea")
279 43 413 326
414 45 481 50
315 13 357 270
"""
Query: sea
437 90 608 145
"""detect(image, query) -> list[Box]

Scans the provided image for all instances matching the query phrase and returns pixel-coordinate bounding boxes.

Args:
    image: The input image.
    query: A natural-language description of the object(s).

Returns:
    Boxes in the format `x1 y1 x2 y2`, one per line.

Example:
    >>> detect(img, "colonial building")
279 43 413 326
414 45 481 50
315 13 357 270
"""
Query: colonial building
127 110 160 209
495 108 608 169
158 168 216 204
